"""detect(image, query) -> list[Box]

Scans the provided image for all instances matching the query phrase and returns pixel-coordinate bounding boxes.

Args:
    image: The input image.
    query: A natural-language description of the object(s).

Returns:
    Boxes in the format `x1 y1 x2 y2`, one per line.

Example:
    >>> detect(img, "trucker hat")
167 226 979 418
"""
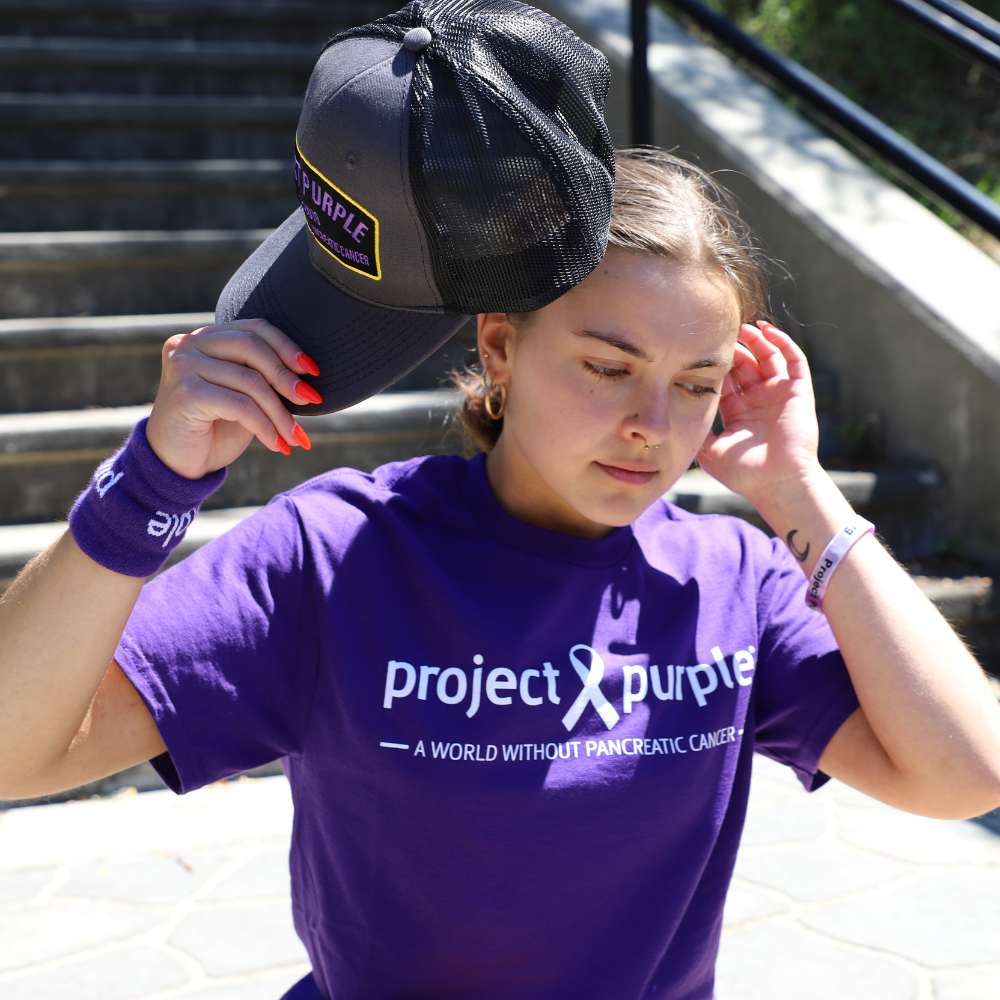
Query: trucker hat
215 0 615 415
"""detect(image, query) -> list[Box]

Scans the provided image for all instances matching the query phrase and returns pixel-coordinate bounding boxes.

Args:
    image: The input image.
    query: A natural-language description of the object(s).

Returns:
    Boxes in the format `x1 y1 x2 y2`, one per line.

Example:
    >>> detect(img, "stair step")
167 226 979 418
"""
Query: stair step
0 0 386 24
666 467 944 562
0 311 476 413
1 496 984 627
0 390 464 524
0 159 297 230
0 93 299 159
0 35 319 68
0 36 317 96
0 228 269 317
0 92 303 122
0 311 211 412
0 0 390 43
0 503 262 589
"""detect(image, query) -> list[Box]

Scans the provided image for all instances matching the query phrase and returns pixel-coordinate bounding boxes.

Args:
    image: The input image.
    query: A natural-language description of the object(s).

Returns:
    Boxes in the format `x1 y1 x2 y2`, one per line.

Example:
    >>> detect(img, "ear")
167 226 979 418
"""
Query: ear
477 313 515 381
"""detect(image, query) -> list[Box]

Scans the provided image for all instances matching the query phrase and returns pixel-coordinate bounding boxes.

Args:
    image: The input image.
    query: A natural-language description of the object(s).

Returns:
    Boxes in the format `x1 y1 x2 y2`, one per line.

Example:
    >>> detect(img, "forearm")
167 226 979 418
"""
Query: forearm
0 531 144 797
752 468 1000 817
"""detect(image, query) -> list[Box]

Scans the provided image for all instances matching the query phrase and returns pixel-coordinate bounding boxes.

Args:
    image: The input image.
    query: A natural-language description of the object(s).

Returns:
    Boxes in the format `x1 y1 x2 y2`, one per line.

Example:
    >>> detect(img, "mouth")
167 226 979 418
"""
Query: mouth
595 462 658 486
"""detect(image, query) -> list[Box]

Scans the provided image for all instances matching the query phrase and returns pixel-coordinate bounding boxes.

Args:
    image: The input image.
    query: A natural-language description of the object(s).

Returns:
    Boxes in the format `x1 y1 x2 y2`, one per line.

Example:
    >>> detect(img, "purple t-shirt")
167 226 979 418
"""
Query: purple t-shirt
116 453 858 1000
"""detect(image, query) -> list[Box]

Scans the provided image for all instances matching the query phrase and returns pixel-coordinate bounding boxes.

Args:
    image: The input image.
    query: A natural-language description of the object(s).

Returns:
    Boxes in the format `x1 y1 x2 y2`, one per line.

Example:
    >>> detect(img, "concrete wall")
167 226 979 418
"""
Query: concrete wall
544 0 1000 559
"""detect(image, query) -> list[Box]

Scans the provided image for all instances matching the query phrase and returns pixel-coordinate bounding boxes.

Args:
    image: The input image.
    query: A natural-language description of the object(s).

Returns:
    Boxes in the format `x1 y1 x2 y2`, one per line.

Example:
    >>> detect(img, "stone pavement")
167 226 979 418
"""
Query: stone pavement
2 758 999 1000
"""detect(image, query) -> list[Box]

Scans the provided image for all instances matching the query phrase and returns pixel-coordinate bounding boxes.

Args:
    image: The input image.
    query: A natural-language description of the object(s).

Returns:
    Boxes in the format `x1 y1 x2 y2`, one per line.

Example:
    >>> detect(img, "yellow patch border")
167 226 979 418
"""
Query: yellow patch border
296 142 381 281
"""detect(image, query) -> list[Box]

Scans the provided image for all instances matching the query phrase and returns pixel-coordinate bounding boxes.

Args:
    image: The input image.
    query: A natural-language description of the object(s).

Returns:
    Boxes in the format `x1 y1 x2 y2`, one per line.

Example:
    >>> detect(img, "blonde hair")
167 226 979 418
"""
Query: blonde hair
454 148 768 451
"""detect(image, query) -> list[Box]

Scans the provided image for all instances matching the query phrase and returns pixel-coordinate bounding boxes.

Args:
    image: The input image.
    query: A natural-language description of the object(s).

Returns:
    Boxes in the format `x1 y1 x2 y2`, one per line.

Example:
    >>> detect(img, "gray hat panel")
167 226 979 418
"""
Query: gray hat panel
297 38 442 311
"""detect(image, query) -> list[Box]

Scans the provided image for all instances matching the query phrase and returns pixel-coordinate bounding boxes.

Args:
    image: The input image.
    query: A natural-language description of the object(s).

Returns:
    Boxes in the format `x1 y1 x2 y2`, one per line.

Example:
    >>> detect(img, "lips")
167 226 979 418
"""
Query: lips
595 462 658 486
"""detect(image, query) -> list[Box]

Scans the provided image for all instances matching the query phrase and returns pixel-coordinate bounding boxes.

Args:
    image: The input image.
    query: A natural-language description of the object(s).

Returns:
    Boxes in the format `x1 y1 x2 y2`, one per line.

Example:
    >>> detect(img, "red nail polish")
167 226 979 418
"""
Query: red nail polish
276 435 291 456
296 353 320 377
294 380 323 405
292 424 312 450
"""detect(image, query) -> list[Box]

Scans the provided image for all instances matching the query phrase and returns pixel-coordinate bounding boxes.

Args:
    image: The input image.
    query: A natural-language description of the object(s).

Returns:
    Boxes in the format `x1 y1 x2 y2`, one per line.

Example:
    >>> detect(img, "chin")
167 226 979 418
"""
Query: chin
580 495 655 529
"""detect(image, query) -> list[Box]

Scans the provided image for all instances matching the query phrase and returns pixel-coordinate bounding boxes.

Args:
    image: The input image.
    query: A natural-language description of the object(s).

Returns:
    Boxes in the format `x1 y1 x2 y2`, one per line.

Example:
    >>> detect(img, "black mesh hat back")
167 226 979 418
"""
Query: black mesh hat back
331 0 615 314
218 0 615 414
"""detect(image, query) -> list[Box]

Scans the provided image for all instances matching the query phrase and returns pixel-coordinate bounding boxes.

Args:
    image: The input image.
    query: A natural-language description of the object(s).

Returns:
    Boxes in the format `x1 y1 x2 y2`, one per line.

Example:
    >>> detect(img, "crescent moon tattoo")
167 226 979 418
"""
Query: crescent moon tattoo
786 529 810 563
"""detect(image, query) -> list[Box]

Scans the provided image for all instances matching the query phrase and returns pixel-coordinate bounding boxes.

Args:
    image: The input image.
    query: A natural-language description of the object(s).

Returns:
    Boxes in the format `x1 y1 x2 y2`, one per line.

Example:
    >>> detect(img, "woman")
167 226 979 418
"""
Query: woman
2 151 999 1000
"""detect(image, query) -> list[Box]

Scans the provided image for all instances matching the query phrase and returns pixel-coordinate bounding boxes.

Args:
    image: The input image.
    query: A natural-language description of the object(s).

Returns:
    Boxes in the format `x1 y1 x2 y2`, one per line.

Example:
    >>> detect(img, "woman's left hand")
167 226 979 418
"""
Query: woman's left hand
696 321 822 506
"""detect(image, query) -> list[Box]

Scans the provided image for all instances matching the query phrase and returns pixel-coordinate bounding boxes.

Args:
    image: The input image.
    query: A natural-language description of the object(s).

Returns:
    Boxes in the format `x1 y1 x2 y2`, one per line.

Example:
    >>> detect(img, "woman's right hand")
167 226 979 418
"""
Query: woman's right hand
144 318 322 480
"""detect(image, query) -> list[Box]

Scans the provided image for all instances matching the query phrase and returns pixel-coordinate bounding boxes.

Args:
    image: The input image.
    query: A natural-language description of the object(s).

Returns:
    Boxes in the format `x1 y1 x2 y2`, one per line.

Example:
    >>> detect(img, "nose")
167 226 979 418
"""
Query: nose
632 430 660 451
628 386 669 450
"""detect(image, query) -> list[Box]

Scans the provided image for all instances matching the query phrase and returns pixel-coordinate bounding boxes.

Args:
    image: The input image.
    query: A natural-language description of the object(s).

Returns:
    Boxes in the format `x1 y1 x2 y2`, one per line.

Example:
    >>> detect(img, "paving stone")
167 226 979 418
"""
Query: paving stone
0 777 293 871
722 879 790 927
837 806 1000 865
751 754 804 789
740 796 827 846
734 843 912 902
0 944 187 1000
0 900 163 972
933 966 1000 1000
204 848 291 901
169 902 308 977
57 853 225 905
716 922 918 999
746 776 798 804
0 865 55 902
801 869 1000 967
172 968 310 1000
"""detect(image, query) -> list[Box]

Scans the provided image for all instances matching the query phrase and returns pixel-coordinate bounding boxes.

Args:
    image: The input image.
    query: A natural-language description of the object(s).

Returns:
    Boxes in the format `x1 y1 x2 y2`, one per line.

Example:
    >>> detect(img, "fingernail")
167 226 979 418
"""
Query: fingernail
276 435 291 456
296 353 320 377
292 424 311 450
294 380 323 405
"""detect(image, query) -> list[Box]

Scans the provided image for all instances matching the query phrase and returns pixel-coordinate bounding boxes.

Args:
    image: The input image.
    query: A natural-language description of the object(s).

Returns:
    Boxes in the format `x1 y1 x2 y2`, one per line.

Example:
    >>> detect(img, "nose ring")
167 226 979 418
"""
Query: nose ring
638 434 659 451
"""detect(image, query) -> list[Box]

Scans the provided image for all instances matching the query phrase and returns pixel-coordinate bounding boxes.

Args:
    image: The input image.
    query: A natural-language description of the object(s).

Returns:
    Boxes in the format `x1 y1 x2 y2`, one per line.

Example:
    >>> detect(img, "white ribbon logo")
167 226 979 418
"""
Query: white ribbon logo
561 644 620 732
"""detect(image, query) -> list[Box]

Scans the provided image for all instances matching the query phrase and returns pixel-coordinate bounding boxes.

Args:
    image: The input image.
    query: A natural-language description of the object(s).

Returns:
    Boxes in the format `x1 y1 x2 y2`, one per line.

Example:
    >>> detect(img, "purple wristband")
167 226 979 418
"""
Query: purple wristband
69 417 227 577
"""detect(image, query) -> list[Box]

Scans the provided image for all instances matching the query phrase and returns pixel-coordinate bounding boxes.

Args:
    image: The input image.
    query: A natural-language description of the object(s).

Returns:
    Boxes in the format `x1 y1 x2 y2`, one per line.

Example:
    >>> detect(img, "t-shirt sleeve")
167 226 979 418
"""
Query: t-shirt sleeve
751 534 860 791
114 495 320 794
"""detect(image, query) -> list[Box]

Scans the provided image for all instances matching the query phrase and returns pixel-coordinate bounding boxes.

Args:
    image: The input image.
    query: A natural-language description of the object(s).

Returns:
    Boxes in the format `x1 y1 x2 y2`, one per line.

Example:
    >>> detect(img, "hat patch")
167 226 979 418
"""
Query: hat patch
295 146 380 281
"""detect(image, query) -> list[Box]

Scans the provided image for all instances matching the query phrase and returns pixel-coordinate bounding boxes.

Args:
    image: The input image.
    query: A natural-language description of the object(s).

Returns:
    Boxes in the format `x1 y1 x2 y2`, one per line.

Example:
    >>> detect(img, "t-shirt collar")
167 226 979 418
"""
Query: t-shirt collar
459 452 634 568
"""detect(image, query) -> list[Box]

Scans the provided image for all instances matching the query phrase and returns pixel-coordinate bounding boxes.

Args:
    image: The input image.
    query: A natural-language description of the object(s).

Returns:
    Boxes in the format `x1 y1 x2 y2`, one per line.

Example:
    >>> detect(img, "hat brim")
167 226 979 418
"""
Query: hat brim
216 209 469 416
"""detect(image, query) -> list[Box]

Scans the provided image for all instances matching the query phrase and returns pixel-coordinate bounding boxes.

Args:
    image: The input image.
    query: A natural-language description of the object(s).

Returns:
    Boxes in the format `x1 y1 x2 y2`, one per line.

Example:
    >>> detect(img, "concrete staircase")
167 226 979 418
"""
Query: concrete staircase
0 0 475 591
0 0 996 681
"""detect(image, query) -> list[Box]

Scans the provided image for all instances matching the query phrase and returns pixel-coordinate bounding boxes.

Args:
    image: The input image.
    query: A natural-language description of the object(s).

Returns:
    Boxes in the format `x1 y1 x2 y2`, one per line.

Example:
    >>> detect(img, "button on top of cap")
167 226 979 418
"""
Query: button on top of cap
403 27 432 53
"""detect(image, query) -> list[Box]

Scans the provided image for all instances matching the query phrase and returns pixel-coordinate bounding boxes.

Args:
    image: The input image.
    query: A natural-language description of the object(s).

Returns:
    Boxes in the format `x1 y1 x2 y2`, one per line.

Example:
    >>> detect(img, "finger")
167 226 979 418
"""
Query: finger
175 328 323 408
757 321 811 383
730 341 763 392
179 354 302 448
697 426 719 459
738 323 788 382
188 318 321 378
716 370 752 428
185 377 293 454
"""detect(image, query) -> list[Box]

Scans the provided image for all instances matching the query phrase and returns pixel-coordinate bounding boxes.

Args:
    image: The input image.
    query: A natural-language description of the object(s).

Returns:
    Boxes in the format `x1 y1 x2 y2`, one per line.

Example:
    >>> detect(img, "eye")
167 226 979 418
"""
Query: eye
678 382 717 397
584 361 629 381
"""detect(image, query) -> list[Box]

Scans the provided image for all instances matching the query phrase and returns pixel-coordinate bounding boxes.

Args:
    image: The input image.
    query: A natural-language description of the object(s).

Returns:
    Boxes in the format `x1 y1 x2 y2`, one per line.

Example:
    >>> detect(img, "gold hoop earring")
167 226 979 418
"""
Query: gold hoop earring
482 372 507 420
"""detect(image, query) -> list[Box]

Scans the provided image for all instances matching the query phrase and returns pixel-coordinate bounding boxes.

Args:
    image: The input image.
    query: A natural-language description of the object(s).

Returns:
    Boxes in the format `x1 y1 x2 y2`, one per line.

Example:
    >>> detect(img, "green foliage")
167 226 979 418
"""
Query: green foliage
696 0 1000 204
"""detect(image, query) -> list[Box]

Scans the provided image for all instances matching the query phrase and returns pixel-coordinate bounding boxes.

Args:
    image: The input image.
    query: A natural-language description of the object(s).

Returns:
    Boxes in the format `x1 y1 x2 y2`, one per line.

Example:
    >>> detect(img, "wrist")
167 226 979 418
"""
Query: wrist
69 418 227 578
750 469 858 578
750 465 850 524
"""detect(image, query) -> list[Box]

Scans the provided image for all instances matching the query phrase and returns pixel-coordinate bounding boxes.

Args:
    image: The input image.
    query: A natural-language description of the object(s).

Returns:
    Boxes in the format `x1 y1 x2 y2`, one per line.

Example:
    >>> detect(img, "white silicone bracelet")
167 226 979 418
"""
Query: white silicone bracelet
805 515 875 613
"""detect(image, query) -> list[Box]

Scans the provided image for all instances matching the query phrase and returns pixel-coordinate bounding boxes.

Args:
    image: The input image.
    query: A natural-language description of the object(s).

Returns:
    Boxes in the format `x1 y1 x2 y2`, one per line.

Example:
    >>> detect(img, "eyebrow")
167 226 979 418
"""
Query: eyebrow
574 330 731 371
683 355 733 371
575 329 653 362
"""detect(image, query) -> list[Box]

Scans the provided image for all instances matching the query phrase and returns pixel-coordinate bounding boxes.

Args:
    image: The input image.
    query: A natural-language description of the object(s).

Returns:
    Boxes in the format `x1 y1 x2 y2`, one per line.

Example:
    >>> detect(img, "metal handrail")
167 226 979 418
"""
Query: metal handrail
875 0 1000 76
656 0 1000 240
921 0 1000 47
631 0 651 144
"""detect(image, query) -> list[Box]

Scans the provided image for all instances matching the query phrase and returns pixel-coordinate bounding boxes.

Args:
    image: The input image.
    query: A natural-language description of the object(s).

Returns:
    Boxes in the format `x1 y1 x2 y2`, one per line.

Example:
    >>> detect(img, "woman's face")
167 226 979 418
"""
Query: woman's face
481 248 740 538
